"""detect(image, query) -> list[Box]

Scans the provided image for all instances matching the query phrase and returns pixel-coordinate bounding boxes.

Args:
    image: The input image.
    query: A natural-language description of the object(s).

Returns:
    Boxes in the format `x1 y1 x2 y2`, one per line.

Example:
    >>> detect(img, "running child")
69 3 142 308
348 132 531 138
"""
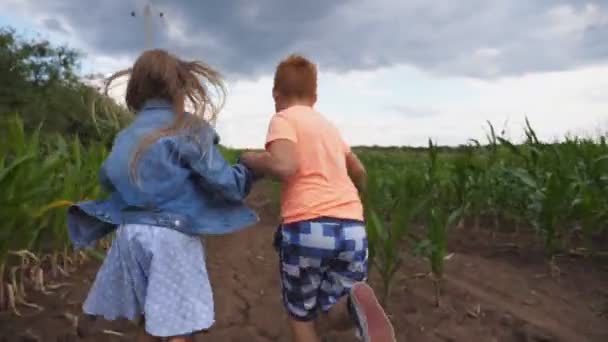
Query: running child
67 49 258 342
240 54 395 342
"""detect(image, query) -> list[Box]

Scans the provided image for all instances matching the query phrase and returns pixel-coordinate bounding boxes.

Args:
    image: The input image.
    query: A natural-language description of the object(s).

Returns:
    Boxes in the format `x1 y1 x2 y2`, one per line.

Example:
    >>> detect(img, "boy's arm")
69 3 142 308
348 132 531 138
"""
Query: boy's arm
346 151 367 194
240 139 299 181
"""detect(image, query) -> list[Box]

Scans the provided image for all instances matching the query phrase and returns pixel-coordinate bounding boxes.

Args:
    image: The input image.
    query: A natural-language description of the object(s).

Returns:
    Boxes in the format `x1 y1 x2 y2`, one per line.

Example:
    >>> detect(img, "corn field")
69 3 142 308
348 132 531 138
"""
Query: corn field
1 113 607 315
0 115 108 315
362 121 608 306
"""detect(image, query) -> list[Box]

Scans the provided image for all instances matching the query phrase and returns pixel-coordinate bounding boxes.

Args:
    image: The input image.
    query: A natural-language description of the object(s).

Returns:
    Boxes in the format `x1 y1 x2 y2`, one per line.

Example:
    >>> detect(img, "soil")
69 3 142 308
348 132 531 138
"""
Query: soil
1 183 607 341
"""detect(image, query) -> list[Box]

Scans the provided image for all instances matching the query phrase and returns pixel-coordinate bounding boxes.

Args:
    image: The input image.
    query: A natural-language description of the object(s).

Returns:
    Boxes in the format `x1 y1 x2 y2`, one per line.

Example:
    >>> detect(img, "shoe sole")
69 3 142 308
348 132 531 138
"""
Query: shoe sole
351 282 396 342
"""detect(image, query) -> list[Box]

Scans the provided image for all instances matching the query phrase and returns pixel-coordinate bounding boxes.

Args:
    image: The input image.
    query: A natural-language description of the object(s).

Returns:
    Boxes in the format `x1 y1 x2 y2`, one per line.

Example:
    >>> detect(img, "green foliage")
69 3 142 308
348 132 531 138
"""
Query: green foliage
421 140 464 278
359 120 608 304
218 145 240 164
0 115 107 268
0 26 131 271
364 168 426 306
0 27 132 144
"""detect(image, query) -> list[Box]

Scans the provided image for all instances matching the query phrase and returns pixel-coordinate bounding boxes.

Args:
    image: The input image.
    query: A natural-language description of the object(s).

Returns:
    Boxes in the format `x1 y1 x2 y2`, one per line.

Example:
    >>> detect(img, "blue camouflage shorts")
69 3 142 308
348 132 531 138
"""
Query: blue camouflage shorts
273 217 368 321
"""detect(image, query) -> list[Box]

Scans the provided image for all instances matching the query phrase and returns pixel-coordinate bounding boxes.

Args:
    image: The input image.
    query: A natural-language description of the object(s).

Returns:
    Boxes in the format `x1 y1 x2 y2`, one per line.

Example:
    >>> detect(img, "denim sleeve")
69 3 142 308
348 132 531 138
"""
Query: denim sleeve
193 146 253 202
67 201 117 248
98 161 115 192
177 127 253 203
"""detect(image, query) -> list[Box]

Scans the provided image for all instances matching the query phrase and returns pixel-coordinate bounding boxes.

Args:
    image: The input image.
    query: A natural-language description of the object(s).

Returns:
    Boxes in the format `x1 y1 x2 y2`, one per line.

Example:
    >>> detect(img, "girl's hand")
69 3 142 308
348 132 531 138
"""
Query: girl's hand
237 152 264 182
239 151 259 168
239 141 298 182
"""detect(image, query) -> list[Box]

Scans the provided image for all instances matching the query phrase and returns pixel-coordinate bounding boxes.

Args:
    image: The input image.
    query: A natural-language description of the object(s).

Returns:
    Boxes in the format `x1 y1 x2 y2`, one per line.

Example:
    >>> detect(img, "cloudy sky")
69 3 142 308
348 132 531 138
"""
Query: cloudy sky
1 0 607 147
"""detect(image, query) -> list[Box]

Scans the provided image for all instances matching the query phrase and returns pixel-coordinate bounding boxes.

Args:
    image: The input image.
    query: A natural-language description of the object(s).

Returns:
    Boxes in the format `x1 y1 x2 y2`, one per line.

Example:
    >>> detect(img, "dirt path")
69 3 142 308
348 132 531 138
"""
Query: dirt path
1 184 607 341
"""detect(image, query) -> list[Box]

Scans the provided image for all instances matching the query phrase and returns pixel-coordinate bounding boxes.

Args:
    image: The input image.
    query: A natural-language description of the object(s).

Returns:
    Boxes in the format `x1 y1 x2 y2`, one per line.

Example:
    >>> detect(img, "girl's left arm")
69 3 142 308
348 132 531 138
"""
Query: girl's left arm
188 144 254 202
178 127 254 203
98 161 115 191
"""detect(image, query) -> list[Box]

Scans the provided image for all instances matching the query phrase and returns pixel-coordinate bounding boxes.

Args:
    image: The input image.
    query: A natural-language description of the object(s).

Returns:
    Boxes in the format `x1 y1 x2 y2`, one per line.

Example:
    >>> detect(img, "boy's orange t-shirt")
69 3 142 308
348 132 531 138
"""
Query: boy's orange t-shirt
265 105 364 224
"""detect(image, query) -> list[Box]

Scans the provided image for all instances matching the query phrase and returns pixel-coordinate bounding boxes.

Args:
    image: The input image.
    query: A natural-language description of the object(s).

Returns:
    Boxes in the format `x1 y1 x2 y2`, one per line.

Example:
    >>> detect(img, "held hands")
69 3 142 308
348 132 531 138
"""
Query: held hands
238 151 265 181
238 141 298 182
239 151 258 167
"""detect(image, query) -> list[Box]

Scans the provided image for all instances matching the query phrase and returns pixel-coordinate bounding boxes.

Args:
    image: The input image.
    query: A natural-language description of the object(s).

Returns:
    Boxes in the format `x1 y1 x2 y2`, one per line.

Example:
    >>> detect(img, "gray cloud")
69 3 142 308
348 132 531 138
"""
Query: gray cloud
42 18 68 34
3 0 608 78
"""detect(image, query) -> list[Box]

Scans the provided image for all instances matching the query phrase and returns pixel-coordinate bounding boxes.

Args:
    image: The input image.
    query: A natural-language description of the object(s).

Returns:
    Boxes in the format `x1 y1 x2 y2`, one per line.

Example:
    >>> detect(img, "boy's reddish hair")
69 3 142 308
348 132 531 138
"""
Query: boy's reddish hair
273 54 317 100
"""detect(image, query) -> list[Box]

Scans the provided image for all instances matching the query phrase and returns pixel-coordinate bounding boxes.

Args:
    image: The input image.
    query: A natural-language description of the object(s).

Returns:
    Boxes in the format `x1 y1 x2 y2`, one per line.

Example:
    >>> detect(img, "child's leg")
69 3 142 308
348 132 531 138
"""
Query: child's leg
322 295 351 330
321 283 395 342
274 222 329 342
317 278 363 335
288 319 321 342
280 257 324 342
318 221 395 341
318 221 368 332
282 278 324 342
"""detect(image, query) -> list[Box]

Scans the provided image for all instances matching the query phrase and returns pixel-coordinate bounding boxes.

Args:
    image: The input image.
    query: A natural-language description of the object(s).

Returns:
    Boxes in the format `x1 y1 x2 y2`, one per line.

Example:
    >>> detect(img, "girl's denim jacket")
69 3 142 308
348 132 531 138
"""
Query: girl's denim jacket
67 99 258 248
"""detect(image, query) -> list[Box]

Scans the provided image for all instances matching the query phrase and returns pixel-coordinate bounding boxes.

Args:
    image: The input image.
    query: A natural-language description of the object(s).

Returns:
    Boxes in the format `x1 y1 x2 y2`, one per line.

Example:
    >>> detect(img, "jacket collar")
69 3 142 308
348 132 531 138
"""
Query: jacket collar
141 98 172 111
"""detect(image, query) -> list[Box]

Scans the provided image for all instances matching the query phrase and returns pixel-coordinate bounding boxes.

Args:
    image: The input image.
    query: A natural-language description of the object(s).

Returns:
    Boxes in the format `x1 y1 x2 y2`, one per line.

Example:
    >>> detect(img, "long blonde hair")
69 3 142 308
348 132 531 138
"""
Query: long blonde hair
105 49 226 180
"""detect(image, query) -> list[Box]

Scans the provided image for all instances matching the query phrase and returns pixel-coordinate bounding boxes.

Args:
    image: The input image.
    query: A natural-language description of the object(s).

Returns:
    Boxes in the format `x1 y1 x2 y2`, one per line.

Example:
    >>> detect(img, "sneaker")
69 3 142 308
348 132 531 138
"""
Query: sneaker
348 282 396 342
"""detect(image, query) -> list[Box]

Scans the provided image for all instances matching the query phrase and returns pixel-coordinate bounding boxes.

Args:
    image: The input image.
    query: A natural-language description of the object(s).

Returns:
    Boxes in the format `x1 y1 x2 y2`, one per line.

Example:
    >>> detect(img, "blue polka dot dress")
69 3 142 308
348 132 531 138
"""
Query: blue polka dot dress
83 224 214 337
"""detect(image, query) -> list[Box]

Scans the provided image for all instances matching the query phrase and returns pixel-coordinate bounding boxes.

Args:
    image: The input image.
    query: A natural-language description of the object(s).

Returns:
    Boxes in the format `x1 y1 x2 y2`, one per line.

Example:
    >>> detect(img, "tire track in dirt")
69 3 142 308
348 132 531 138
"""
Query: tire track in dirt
442 253 604 342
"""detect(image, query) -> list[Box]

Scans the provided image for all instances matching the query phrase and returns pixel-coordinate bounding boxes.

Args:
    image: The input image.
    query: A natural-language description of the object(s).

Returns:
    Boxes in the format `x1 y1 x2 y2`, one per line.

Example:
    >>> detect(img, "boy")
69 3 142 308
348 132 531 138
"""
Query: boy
240 54 395 342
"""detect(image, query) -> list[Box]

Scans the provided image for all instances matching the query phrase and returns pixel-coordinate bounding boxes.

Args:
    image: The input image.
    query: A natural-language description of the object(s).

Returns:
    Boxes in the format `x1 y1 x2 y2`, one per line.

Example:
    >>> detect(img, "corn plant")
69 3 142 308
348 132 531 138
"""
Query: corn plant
364 170 426 306
499 125 573 273
448 143 478 229
464 139 493 232
38 135 107 276
415 140 464 306
0 115 62 313
0 114 108 314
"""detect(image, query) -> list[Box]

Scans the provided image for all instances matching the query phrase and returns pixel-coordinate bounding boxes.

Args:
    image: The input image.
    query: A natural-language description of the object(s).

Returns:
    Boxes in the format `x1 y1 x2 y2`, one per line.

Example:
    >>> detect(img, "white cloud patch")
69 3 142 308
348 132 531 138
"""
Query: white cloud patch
216 64 608 148
89 62 608 148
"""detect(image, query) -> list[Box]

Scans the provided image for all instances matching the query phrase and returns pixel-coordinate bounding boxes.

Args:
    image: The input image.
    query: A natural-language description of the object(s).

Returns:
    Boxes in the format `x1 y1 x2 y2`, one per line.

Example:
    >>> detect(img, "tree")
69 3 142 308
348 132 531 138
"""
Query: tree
0 27 131 144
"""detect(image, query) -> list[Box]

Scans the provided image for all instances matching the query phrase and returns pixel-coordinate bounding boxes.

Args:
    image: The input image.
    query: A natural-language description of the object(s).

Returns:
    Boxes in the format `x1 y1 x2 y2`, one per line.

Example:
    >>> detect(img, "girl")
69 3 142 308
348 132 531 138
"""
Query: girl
67 49 258 342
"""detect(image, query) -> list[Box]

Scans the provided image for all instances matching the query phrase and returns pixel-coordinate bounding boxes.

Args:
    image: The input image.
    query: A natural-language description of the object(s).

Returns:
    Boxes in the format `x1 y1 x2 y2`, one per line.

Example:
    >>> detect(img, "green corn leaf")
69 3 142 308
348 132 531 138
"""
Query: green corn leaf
508 168 538 189
0 154 35 186
446 206 465 228
413 239 431 256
